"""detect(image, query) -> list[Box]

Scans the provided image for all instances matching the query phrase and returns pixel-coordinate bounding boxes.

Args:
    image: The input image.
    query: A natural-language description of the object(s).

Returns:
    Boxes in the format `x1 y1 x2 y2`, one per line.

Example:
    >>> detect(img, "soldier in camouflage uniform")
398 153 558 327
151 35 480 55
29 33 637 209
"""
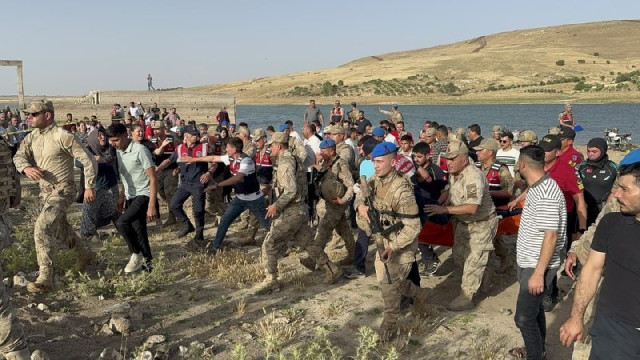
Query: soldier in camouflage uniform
312 138 355 263
355 142 430 341
13 100 98 293
325 124 356 174
258 132 342 291
0 134 31 360
378 104 404 124
425 140 497 311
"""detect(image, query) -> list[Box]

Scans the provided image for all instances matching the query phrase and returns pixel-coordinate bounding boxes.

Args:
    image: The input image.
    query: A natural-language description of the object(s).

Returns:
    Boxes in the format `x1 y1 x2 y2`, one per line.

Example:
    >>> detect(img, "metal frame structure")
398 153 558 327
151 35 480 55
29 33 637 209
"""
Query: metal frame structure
0 60 24 110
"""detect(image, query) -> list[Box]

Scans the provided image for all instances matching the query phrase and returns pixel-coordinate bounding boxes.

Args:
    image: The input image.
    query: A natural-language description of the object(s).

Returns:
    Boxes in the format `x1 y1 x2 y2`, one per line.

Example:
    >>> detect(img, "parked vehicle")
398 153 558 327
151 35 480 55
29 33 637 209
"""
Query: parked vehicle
604 128 632 151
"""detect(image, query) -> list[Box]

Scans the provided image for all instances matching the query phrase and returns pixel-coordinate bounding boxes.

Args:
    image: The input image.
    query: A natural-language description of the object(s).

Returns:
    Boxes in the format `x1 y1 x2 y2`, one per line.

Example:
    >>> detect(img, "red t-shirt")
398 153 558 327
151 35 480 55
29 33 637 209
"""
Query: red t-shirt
559 146 584 168
547 159 584 212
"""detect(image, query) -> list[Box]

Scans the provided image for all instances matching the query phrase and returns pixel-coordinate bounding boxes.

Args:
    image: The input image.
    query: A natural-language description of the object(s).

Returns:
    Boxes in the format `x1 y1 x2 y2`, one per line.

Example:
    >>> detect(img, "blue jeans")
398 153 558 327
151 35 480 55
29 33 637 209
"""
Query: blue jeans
210 195 270 250
353 229 369 272
589 311 640 360
514 266 556 360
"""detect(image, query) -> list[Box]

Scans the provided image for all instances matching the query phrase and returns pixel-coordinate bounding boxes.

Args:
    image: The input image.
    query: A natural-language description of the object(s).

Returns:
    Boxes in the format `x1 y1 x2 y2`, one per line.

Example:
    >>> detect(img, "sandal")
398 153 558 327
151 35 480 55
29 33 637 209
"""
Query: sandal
508 347 526 358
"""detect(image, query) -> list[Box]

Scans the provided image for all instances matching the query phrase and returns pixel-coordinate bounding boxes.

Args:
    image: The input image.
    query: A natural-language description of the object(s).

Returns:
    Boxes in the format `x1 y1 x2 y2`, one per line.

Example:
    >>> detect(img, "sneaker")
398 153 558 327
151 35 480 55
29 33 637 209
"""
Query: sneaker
124 253 144 273
343 267 366 279
542 294 560 312
420 260 440 276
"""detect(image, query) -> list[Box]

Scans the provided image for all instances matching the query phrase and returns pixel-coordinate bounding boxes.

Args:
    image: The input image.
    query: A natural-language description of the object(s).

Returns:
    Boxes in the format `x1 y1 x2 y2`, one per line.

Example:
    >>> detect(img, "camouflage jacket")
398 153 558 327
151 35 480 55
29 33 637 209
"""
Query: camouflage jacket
272 150 307 212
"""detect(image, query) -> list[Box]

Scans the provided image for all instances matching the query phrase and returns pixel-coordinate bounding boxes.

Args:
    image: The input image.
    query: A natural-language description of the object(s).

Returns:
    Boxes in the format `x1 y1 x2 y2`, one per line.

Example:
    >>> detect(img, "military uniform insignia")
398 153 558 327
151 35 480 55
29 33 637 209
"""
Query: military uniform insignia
466 184 477 199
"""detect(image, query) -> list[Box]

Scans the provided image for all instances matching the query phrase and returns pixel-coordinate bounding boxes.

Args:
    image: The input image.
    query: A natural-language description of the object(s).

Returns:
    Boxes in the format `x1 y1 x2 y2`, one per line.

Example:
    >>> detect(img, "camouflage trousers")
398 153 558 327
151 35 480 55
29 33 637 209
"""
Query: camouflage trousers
205 173 227 216
262 203 328 276
452 216 498 296
314 200 354 256
157 169 179 216
35 185 79 283
375 256 427 331
238 185 270 240
0 277 27 354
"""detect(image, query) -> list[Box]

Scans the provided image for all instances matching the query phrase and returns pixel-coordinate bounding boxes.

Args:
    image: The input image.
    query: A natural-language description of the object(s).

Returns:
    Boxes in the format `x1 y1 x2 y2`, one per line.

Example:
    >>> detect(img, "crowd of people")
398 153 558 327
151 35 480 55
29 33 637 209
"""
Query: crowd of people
0 98 637 359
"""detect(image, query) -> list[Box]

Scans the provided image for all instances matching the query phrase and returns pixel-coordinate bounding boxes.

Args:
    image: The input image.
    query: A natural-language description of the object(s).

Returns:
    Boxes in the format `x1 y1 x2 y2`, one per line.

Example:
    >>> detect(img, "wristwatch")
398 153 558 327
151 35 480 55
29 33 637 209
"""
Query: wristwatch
577 228 587 234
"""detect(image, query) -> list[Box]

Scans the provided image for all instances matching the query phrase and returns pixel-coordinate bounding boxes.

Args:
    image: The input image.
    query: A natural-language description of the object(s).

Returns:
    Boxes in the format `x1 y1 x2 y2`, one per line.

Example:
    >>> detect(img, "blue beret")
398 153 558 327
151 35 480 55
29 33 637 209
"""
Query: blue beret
391 103 398 107
372 128 385 137
319 138 336 149
620 148 640 165
371 142 397 158
350 101 357 106
279 124 289 132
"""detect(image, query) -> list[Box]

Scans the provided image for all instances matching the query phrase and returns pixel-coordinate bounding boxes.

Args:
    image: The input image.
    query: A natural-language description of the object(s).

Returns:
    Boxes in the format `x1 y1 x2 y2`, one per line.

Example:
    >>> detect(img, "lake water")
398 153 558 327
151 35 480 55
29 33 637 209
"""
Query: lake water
236 104 639 145
5 102 638 145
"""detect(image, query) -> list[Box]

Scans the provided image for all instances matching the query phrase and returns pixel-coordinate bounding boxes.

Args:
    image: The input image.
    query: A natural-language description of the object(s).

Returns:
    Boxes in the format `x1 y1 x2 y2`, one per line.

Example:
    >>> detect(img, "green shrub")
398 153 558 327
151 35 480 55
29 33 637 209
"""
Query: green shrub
577 60 586 64
556 60 565 66
594 52 600 56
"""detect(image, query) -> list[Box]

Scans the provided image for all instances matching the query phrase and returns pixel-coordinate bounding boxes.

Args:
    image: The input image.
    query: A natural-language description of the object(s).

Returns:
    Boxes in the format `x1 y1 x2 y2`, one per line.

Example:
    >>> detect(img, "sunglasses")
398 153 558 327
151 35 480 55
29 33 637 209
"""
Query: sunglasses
29 112 41 117
500 140 509 143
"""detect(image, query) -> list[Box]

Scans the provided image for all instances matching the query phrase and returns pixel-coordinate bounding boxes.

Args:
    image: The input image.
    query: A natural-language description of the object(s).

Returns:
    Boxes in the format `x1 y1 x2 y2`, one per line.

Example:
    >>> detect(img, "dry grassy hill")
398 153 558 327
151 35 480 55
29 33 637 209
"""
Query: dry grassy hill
190 20 640 104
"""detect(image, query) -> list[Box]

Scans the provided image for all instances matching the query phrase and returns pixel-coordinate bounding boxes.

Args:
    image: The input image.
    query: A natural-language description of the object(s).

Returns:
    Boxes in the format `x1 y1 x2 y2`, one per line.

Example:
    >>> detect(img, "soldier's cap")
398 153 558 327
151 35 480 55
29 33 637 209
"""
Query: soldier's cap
24 100 54 114
424 128 436 136
325 124 345 135
372 127 385 137
492 125 504 133
548 127 562 135
538 134 561 152
350 101 357 106
473 138 499 152
442 140 469 160
252 128 266 139
319 138 336 149
267 131 288 145
391 103 398 108
207 127 220 136
82 116 90 121
151 120 165 129
234 127 250 136
519 130 538 143
559 127 576 140
184 125 199 136
620 148 640 165
371 142 397 158
278 124 290 132
362 139 380 156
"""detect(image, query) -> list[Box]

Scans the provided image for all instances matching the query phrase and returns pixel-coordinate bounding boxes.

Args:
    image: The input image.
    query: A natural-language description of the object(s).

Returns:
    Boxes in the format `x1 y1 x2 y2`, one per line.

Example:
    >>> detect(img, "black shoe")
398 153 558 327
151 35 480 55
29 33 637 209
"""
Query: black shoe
420 260 440 276
343 267 366 279
542 294 560 312
177 221 195 238
192 227 205 242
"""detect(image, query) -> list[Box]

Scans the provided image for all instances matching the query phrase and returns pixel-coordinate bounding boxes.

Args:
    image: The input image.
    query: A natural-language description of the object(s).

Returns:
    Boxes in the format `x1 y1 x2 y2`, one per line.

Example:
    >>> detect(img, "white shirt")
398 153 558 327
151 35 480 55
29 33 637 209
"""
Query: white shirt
220 154 263 201
345 138 359 162
496 147 520 177
290 130 301 139
384 134 398 145
129 106 143 117
304 136 321 172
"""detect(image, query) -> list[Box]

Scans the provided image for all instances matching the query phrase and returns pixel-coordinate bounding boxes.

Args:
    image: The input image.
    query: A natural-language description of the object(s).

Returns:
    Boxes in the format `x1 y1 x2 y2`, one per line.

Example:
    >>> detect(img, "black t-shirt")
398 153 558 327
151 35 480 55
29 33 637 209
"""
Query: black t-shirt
415 161 448 204
591 212 640 327
467 136 484 153
356 119 372 134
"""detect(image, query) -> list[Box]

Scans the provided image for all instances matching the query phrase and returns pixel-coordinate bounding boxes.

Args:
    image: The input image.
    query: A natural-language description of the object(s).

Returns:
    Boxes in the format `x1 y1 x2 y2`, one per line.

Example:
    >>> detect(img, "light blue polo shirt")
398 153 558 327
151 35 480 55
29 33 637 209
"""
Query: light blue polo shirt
117 140 154 199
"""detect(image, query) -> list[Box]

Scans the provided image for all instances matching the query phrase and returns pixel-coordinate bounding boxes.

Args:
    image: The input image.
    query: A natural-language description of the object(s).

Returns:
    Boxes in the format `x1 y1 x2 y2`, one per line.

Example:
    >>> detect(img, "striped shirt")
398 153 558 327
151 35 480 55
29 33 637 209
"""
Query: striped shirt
516 174 567 268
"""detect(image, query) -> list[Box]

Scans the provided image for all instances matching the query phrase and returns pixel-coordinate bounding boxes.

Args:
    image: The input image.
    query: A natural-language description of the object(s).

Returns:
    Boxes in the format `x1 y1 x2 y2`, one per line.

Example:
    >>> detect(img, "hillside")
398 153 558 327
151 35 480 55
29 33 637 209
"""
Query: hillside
190 20 640 104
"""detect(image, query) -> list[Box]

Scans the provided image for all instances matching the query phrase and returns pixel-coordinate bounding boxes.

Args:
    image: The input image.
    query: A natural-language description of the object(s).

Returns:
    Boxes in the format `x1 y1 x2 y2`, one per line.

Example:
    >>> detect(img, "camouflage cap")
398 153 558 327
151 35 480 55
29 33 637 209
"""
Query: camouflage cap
325 124 344 134
151 120 165 129
492 125 504 133
548 127 562 135
519 130 538 143
267 131 289 145
320 178 346 200
252 128 266 139
442 140 469 159
235 127 250 136
473 138 499 152
24 100 54 114
424 128 436 136
207 127 220 136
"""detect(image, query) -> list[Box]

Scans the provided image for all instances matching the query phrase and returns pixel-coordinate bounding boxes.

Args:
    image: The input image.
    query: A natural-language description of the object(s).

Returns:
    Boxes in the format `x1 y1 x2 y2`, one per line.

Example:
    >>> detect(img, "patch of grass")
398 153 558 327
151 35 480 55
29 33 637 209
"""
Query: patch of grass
322 299 346 319
235 297 247 317
254 309 303 357
177 250 263 289
467 328 508 360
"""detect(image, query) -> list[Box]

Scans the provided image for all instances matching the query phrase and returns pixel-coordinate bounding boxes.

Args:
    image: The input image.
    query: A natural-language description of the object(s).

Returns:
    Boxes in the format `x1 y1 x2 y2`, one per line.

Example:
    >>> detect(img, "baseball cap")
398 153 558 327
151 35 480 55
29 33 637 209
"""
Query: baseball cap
538 134 561 152
151 121 165 129
391 103 398 108
350 101 357 106
442 140 469 159
473 138 499 152
548 127 562 135
319 138 336 149
362 139 380 156
424 128 436 136
492 125 504 133
184 125 199 136
519 130 538 143
371 142 397 158
207 128 220 136
234 127 250 136
327 124 345 134
559 127 576 140
620 148 640 165
252 128 266 139
278 124 290 132
24 100 54 114
372 128 385 137
267 132 288 145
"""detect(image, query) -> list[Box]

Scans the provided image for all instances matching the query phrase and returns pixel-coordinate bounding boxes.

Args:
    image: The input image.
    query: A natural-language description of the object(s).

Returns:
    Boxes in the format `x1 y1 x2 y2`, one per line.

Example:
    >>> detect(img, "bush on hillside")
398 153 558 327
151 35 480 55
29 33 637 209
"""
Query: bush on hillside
556 60 565 66
577 59 586 64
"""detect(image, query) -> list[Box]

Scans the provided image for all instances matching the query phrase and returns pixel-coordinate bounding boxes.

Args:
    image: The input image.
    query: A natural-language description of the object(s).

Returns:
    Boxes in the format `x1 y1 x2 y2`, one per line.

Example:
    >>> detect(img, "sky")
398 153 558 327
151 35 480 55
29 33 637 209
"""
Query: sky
1 0 639 96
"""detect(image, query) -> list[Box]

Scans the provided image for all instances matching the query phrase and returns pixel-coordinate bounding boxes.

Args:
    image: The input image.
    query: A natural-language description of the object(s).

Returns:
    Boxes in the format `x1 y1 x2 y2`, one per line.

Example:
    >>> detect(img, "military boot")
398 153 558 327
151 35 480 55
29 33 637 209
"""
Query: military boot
378 318 399 343
27 268 54 293
255 274 280 293
447 290 475 311
298 256 316 271
163 213 177 227
4 348 31 360
176 220 195 238
411 287 432 316
322 261 343 284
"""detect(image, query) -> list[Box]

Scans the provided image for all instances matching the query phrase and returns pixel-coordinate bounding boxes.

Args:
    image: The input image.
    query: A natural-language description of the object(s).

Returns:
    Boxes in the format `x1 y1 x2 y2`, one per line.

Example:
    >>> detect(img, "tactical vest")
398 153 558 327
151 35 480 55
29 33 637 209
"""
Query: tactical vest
483 162 509 207
176 142 207 160
151 135 176 155
255 148 273 184
229 154 261 195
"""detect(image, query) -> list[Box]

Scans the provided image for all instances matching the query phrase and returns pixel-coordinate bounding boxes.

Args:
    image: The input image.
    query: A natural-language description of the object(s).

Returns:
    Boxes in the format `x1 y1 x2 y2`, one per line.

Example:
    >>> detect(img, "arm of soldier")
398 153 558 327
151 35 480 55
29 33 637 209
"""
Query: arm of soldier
559 249 606 346
156 152 176 172
182 154 224 164
491 165 514 199
379 109 391 116
271 159 297 213
387 186 421 253
334 161 354 205
426 178 482 215
12 134 43 179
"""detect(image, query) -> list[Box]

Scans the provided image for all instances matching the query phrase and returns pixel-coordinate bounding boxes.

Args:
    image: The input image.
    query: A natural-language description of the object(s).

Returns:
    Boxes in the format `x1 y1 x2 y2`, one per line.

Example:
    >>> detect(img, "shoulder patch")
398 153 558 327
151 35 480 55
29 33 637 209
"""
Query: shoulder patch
466 184 478 199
